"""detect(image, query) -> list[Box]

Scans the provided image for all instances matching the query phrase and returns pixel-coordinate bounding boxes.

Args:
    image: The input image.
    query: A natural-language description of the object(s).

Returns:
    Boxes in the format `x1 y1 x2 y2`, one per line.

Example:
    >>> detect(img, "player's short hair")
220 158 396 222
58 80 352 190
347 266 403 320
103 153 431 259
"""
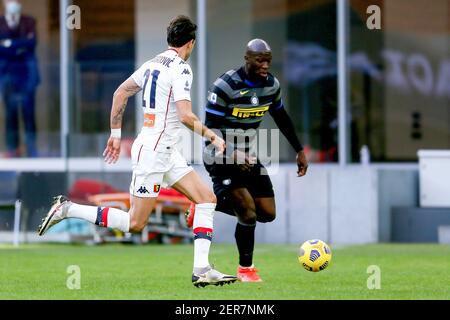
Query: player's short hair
167 15 197 48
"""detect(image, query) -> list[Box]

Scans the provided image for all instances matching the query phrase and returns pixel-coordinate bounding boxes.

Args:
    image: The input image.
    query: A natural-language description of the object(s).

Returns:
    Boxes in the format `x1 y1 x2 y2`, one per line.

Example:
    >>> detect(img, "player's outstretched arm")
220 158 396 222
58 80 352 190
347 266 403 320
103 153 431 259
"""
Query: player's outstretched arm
175 100 225 154
270 107 308 176
103 77 142 164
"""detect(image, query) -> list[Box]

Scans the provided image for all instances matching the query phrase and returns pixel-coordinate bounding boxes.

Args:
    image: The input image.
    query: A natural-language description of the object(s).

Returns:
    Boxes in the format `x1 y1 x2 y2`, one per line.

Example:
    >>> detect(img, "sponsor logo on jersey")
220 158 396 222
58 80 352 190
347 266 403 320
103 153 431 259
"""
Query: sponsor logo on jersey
231 105 269 118
182 68 191 75
137 186 149 194
207 91 218 104
153 184 161 193
144 113 156 127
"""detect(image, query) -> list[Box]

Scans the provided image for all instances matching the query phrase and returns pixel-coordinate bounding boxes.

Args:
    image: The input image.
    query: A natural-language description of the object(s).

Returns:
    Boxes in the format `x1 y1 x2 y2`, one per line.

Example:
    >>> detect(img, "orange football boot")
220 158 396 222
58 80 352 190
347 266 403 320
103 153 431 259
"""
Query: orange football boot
185 202 195 228
237 266 263 282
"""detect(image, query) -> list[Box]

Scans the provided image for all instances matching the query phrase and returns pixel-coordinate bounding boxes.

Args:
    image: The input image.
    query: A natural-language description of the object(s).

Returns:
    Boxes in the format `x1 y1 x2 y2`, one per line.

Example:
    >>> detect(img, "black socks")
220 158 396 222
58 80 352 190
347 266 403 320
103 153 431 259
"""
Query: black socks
235 222 256 267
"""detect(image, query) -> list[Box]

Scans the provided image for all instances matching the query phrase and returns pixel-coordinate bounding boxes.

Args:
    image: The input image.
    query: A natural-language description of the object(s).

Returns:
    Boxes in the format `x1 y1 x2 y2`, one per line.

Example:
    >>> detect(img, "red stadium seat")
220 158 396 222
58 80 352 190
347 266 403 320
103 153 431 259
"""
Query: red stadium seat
69 179 121 204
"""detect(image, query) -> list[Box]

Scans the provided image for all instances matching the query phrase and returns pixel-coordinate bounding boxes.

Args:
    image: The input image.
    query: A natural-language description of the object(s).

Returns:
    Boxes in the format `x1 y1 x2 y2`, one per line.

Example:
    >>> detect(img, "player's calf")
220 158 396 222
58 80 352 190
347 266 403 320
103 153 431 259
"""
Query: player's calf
129 215 149 233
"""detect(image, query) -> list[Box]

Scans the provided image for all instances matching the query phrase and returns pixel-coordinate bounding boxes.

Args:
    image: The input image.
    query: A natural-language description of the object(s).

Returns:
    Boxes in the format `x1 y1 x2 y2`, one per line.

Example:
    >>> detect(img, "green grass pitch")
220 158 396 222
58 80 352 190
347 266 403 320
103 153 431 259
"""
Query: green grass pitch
0 243 449 300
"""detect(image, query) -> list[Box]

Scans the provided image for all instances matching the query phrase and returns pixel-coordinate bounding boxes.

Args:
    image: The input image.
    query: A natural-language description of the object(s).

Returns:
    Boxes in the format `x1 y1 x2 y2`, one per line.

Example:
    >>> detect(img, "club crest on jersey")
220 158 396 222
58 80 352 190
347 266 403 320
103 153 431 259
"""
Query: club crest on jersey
251 94 259 106
153 184 161 193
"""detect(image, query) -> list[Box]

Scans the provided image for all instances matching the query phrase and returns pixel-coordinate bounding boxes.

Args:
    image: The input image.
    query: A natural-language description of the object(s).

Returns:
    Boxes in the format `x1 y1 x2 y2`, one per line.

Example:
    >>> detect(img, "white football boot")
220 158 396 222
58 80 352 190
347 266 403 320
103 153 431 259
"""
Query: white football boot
192 266 238 288
37 195 72 236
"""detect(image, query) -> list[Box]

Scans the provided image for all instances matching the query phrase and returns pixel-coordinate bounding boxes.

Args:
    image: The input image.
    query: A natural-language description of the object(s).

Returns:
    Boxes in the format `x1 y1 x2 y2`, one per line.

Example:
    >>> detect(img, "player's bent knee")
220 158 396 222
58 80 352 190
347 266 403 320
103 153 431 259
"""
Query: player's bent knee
196 192 217 205
257 211 276 223
237 208 257 225
208 193 217 204
239 216 257 225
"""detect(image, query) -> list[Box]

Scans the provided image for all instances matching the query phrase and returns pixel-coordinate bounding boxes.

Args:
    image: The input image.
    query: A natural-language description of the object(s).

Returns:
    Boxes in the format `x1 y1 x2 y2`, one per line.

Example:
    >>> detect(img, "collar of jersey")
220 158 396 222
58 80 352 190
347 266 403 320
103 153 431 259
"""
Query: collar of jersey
166 48 189 63
167 48 178 55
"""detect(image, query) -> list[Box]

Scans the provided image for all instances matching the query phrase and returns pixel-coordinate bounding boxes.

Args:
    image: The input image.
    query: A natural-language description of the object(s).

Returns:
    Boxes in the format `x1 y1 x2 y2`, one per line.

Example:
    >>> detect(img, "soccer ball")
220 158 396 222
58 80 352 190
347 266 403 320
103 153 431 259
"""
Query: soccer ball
298 239 332 272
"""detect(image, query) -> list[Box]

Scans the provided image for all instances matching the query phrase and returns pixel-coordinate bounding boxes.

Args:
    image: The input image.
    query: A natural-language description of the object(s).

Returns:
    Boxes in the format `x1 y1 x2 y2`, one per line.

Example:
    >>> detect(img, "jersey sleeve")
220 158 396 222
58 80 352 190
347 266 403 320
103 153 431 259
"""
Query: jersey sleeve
269 77 284 112
130 63 148 88
204 77 231 117
171 63 193 102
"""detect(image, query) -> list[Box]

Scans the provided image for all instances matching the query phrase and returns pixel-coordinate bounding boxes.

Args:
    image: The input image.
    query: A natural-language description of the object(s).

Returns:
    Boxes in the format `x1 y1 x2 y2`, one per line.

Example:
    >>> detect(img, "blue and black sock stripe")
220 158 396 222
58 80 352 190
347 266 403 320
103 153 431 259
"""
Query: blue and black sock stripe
193 227 213 241
194 232 213 241
95 207 103 226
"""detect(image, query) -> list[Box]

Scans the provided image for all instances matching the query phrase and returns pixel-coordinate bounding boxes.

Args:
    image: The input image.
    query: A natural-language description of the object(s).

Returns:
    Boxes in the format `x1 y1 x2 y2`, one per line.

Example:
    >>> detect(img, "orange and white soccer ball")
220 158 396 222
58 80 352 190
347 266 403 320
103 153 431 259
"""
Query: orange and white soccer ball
298 239 332 272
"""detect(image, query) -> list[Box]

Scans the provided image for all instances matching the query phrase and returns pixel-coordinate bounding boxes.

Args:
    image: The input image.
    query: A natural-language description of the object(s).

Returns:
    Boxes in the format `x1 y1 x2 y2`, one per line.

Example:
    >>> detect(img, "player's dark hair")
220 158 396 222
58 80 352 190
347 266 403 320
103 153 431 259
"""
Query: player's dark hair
167 15 197 48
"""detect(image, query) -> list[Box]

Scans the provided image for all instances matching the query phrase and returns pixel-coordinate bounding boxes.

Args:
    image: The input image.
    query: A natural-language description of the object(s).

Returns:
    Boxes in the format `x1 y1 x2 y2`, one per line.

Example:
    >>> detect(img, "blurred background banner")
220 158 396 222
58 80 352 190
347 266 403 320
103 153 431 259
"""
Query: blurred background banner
0 0 449 245
0 0 448 161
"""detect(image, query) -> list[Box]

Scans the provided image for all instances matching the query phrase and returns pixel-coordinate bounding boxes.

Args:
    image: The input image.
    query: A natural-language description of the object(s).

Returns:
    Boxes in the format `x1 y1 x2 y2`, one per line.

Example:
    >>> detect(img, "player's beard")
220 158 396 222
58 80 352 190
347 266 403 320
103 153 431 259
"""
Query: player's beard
247 64 267 81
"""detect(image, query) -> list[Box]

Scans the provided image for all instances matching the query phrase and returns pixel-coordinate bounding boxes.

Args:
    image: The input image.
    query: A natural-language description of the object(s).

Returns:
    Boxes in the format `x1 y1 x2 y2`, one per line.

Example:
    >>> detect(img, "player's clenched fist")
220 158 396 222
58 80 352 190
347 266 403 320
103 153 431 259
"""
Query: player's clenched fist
210 134 226 155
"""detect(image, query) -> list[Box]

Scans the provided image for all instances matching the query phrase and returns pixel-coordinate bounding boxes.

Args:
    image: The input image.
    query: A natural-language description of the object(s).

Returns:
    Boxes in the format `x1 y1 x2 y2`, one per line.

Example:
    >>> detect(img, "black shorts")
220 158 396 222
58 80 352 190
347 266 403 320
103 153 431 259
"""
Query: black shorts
204 160 275 199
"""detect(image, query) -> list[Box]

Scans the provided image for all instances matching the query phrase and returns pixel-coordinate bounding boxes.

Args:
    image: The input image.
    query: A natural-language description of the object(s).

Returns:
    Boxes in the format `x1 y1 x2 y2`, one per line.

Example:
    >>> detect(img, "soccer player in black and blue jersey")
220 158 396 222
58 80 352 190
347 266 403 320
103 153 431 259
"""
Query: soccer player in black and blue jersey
187 39 308 282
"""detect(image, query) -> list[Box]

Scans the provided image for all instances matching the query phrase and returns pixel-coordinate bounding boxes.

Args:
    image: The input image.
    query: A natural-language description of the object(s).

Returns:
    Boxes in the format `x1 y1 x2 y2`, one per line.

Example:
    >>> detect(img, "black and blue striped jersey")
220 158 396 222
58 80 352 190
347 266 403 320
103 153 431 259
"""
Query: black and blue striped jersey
203 66 304 162
204 66 284 131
